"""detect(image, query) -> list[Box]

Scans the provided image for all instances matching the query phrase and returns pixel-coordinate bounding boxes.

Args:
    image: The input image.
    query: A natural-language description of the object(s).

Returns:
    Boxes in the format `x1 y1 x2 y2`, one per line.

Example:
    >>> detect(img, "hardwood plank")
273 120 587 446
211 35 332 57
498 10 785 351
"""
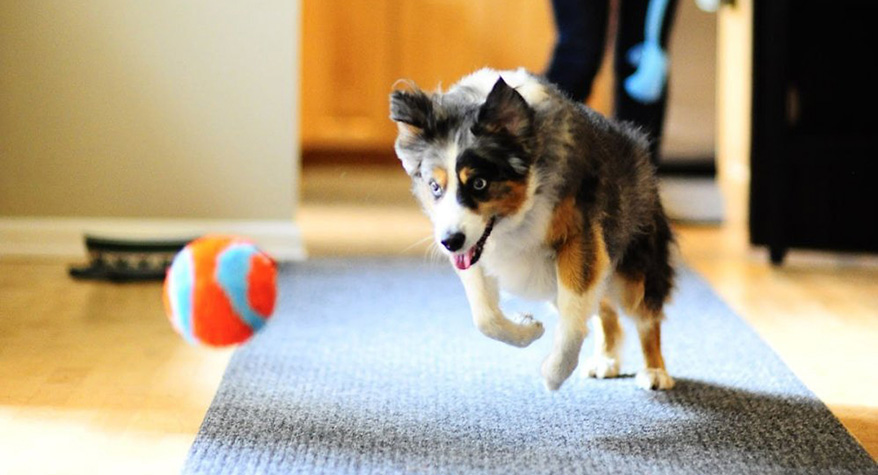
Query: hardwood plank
0 258 233 475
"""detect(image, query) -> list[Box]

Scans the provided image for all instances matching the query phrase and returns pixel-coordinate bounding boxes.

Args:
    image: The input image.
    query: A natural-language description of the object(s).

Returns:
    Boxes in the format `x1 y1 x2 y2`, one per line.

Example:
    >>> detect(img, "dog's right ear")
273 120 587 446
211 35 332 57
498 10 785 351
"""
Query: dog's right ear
390 85 432 176
389 87 433 137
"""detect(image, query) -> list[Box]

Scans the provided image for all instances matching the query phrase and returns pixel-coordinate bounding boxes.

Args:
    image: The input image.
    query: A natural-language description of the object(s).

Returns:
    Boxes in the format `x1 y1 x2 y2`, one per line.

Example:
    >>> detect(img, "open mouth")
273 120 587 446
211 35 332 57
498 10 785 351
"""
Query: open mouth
452 217 496 271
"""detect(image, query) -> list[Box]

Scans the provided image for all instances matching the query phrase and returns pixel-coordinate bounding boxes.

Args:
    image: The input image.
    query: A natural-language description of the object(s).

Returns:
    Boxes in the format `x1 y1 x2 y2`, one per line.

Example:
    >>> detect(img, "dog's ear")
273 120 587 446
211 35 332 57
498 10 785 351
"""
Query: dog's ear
390 84 432 176
390 86 433 137
473 78 533 138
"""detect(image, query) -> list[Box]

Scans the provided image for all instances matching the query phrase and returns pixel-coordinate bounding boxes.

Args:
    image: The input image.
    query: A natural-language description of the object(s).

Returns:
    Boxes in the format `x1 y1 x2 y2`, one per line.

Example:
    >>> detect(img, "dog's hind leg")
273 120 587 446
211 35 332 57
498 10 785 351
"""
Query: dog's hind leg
614 274 675 390
583 300 623 379
457 266 545 348
635 316 674 389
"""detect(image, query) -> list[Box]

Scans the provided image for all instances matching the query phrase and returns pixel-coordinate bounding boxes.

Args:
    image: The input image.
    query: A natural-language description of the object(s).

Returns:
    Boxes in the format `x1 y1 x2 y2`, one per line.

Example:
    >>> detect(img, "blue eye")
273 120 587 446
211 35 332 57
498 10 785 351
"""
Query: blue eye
429 179 443 198
472 177 488 191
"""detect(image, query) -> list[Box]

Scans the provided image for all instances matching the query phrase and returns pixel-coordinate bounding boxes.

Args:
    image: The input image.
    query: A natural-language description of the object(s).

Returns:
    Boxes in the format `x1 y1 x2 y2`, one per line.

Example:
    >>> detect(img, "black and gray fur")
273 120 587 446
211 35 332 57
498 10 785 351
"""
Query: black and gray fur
391 71 674 308
391 68 676 391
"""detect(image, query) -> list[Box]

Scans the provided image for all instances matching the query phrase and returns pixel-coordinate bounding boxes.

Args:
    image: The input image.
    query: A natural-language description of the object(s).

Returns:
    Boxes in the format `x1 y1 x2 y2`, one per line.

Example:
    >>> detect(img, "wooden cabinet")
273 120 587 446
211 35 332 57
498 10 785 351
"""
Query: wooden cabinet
301 0 397 151
300 1 613 152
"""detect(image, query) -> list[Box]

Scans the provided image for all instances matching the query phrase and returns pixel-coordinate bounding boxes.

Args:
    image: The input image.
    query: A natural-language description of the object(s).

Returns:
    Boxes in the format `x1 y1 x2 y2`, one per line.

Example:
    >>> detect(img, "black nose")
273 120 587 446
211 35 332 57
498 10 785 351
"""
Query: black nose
441 232 466 252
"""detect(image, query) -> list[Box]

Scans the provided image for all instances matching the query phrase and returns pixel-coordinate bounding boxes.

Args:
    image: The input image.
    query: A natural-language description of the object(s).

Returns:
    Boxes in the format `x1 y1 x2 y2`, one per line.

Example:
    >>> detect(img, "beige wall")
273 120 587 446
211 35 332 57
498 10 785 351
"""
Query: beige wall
662 0 718 161
717 0 752 181
0 1 299 220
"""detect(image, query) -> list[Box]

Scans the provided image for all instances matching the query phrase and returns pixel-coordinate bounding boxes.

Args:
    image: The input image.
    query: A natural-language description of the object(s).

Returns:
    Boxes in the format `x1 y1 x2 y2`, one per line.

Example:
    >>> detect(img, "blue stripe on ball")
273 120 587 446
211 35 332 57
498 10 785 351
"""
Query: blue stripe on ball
215 243 268 332
169 247 197 344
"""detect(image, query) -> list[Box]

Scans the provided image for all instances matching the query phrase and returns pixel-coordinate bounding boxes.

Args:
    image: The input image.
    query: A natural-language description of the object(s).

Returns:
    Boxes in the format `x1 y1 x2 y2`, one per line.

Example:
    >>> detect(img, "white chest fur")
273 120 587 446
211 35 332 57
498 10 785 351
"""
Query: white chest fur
479 195 557 301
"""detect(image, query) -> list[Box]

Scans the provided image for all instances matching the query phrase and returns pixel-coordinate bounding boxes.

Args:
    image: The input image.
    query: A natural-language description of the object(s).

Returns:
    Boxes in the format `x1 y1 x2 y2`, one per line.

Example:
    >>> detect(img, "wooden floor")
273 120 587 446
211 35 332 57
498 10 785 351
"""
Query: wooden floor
1 165 876 474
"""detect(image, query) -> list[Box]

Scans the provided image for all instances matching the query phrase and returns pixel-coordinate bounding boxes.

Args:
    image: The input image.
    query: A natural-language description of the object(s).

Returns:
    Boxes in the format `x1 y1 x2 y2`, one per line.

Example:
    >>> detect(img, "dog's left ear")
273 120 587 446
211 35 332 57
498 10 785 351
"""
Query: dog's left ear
473 78 533 138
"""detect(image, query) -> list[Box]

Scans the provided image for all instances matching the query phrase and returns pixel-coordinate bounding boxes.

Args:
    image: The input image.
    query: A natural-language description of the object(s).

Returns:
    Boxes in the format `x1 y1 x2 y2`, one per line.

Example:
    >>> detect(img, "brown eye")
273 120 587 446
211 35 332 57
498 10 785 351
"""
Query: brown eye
472 177 488 191
429 179 443 198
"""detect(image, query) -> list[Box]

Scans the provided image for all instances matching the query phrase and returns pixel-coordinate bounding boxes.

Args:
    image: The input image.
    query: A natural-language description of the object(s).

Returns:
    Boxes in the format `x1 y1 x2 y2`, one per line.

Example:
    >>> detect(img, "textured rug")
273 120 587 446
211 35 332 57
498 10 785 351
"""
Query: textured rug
184 259 876 474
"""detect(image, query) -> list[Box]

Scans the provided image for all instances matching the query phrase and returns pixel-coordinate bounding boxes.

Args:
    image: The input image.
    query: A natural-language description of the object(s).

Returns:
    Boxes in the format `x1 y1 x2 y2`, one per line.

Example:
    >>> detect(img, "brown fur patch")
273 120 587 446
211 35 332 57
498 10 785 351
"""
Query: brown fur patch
613 272 671 322
597 300 623 354
478 180 529 217
546 197 581 250
396 122 422 136
637 320 666 369
611 274 667 370
546 197 609 293
432 167 447 189
458 167 473 186
610 273 667 369
613 273 647 318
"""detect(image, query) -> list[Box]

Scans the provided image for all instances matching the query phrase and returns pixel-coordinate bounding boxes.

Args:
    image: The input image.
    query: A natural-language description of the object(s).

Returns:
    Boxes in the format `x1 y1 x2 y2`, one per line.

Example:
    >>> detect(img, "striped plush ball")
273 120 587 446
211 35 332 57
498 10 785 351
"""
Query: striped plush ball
163 235 277 347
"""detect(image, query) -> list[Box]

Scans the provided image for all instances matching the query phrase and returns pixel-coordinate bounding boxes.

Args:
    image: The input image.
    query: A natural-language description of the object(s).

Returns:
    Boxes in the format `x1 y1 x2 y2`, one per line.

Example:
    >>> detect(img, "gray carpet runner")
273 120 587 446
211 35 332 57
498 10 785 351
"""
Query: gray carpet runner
184 258 876 474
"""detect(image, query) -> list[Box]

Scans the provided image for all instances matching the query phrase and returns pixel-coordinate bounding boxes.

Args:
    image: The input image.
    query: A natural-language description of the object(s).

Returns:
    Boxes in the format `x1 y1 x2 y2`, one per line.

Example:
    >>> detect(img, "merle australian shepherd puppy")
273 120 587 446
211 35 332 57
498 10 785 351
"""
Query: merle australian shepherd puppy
390 68 675 391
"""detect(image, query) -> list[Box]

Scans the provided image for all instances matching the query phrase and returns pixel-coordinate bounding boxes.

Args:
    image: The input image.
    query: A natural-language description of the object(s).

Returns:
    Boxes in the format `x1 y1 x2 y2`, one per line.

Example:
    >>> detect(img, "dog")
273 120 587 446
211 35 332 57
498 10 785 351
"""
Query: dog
389 68 675 391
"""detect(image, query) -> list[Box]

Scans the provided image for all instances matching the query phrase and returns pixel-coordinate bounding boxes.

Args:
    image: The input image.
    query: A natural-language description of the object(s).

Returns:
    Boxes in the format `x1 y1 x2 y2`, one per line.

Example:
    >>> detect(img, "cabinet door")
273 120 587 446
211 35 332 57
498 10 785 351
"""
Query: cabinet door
395 0 554 90
300 0 397 150
301 0 610 152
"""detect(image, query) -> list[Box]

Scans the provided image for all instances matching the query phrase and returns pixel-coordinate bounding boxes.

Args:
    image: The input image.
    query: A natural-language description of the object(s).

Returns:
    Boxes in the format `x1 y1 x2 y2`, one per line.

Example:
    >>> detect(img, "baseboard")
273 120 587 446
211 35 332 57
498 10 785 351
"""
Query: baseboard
0 217 308 261
303 148 397 167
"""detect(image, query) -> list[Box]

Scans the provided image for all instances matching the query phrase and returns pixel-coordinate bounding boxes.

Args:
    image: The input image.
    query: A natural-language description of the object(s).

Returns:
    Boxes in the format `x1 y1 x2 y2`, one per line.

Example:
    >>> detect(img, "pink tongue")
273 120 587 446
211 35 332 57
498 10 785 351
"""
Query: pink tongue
453 248 475 270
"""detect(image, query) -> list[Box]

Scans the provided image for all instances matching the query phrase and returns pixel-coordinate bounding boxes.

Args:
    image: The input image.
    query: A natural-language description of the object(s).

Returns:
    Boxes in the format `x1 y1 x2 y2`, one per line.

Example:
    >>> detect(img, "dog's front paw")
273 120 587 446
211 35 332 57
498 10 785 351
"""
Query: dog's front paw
511 313 544 347
474 312 544 348
583 355 620 379
635 368 675 390
541 353 578 391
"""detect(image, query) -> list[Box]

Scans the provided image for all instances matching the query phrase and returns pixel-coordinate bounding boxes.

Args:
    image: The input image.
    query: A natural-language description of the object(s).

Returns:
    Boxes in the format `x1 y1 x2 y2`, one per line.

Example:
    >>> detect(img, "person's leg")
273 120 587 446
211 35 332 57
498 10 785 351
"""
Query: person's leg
614 0 679 164
545 0 610 102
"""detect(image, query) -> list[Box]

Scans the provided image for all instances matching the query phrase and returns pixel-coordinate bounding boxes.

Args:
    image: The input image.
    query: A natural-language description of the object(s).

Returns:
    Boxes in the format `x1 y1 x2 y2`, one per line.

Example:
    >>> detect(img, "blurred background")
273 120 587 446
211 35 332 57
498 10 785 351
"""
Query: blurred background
1 1 875 473
299 0 728 254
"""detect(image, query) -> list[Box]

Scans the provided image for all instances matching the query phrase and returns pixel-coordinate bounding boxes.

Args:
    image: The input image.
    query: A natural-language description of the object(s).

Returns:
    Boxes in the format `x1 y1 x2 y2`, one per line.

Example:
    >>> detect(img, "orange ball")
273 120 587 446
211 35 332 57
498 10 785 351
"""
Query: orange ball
163 235 277 347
